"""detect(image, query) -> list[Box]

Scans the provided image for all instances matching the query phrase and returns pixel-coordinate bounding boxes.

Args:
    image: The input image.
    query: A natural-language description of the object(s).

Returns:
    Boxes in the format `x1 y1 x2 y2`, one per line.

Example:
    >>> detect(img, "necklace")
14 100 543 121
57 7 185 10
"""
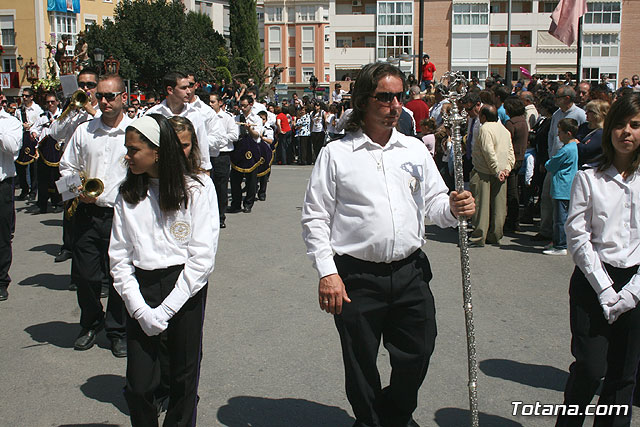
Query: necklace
368 149 383 171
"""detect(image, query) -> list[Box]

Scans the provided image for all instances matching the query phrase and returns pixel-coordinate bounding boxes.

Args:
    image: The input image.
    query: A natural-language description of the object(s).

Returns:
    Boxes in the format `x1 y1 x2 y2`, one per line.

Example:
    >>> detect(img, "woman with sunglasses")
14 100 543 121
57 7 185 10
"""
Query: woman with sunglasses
556 93 640 426
110 114 218 426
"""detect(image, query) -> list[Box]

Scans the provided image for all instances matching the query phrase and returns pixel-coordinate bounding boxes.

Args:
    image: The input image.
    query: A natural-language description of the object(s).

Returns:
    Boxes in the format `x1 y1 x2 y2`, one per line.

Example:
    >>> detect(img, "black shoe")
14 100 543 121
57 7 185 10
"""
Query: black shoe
27 191 37 201
100 284 109 298
0 287 8 301
227 207 242 214
243 206 252 213
220 220 226 229
258 194 266 201
68 282 77 291
16 191 28 201
531 233 551 242
50 205 62 214
55 249 72 263
110 337 127 358
74 323 104 351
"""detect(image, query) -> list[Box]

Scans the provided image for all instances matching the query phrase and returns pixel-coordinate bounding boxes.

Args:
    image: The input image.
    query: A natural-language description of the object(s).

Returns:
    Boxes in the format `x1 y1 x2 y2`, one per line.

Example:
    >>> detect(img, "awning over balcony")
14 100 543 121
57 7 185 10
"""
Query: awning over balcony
535 65 577 74
47 0 80 14
537 32 576 49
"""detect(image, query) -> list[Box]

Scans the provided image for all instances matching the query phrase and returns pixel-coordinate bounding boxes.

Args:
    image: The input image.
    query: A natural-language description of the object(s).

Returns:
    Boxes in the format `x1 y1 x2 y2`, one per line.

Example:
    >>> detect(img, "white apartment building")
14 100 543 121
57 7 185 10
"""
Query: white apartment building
182 0 230 39
451 0 622 85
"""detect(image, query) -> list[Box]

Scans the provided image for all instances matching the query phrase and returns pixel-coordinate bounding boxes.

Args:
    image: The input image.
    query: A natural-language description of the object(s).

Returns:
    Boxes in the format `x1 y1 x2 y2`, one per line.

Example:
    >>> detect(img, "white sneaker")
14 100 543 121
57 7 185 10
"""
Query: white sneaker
543 242 554 250
543 248 567 256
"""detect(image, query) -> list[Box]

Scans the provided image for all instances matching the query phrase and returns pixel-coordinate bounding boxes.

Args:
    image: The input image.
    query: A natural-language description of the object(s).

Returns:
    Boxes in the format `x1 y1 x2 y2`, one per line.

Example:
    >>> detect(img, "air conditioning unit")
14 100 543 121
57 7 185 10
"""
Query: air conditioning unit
352 0 362 6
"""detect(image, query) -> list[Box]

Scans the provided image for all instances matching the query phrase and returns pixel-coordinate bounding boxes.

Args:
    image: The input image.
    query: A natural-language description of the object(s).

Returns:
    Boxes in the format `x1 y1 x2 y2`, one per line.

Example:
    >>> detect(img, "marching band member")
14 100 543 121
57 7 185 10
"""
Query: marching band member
32 92 63 214
557 93 640 426
0 105 23 301
110 114 218 426
145 71 219 172
49 67 101 265
229 94 263 214
59 74 132 357
15 87 43 201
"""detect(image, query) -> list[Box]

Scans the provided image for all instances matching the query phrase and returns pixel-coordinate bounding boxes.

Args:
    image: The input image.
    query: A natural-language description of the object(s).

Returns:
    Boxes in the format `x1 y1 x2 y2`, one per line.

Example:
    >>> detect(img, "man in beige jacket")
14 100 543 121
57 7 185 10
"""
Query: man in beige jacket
469 105 515 246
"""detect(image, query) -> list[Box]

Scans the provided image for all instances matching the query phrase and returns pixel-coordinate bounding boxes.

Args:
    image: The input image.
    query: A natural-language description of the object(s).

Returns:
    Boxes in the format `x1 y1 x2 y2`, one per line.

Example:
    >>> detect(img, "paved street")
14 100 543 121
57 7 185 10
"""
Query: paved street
1 164 638 427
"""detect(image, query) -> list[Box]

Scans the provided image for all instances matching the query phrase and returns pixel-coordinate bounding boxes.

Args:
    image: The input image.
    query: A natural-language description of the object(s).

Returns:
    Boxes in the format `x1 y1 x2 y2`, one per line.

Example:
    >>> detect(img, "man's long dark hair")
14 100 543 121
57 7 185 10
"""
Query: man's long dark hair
345 62 406 132
120 114 199 212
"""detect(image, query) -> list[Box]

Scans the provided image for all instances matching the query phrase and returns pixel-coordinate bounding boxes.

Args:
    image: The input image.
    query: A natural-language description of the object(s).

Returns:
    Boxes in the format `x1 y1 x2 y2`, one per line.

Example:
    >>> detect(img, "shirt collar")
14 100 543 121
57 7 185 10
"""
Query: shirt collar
89 113 130 135
352 128 406 151
604 164 640 185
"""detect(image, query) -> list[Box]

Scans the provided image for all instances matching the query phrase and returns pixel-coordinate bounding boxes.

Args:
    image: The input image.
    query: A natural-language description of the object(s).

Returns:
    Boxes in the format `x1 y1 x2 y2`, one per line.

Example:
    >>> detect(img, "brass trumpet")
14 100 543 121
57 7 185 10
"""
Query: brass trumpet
58 90 89 122
65 176 104 218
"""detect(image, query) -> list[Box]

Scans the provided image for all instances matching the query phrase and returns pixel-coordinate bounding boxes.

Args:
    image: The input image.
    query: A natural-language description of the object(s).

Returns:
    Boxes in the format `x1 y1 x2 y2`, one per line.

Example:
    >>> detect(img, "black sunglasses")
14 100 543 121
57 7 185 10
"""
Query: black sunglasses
95 91 123 101
188 82 196 88
78 81 98 89
371 92 405 104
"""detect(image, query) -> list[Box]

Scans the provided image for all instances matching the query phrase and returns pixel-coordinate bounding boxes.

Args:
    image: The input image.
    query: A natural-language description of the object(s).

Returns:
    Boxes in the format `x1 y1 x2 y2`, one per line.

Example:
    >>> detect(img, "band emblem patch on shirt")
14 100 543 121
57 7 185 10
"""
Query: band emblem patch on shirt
409 176 420 194
170 221 191 242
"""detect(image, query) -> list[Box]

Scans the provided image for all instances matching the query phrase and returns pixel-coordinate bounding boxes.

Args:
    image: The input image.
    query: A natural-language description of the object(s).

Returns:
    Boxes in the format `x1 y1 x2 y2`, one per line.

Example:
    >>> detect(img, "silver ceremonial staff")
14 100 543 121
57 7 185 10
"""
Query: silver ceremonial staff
441 71 479 427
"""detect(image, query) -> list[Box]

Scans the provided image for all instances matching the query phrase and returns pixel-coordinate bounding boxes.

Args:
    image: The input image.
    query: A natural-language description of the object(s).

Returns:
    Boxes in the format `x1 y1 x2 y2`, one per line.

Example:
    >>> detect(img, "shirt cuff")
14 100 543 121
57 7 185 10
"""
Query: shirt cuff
623 273 640 301
585 267 614 294
125 290 148 318
315 256 338 280
162 285 191 314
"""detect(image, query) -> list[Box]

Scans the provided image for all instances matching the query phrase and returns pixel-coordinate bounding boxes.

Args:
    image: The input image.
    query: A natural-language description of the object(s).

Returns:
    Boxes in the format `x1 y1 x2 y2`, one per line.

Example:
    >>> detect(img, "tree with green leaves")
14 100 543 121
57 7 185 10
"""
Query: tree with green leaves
229 0 265 87
84 0 230 93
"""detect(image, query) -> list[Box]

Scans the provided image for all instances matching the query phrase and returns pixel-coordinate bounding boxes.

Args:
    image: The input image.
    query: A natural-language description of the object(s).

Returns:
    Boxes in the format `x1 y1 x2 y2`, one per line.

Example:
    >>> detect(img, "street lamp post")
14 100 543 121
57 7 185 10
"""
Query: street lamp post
93 48 105 75
309 74 318 100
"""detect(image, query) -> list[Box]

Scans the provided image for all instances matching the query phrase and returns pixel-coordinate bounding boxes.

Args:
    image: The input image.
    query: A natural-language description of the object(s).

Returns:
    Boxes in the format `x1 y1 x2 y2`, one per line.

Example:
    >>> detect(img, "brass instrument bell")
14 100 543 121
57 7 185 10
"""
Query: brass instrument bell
58 90 89 122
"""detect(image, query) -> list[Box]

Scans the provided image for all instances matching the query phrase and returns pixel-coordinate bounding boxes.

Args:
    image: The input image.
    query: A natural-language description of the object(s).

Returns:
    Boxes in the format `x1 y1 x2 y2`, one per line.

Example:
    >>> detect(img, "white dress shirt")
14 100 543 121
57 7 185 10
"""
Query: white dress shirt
566 166 640 297
215 110 238 152
236 111 264 143
301 129 457 279
16 102 43 127
110 176 219 317
0 110 23 180
49 107 101 150
59 115 133 208
188 97 226 157
31 108 62 140
145 100 213 169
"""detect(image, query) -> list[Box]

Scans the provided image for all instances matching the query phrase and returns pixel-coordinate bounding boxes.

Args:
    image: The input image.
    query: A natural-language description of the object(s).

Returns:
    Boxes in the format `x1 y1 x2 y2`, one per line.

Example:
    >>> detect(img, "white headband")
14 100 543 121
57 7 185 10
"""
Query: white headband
130 116 160 147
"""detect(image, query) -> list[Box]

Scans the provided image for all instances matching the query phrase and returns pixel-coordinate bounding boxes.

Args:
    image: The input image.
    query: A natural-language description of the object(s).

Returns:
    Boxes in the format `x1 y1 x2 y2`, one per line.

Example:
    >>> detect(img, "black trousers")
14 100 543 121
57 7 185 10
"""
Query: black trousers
277 131 292 165
311 131 325 163
124 265 207 427
556 264 640 427
505 160 522 228
36 159 61 212
211 154 231 222
229 168 256 210
299 136 312 165
257 171 269 199
15 161 37 194
0 178 14 289
334 250 437 427
71 204 126 338
62 204 74 252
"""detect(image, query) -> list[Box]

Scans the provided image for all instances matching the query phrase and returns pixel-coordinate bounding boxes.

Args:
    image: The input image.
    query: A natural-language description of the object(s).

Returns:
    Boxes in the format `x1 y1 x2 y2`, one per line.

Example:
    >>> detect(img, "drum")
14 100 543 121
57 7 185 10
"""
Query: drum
16 131 37 165
256 141 275 177
231 134 264 173
37 135 63 167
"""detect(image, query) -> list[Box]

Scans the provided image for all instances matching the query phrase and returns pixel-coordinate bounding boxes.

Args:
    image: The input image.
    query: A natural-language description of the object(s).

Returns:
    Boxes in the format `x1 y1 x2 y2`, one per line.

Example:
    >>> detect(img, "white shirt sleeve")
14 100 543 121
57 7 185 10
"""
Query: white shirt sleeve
206 114 226 157
58 125 85 177
110 196 149 316
0 115 23 156
524 154 535 186
161 183 218 313
301 147 338 278
565 171 614 293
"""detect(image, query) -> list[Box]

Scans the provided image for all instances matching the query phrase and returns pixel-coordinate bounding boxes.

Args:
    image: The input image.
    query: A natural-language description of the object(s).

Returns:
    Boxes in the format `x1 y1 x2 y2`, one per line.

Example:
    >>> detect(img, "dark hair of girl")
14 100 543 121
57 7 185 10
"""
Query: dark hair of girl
598 93 640 175
120 114 199 212
168 116 202 173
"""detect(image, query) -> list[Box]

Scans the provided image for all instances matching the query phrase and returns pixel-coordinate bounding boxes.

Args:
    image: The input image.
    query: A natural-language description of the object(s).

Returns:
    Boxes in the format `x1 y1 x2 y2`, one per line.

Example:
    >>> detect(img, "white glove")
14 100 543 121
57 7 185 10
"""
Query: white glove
133 305 167 336
607 289 639 324
597 286 620 321
152 303 175 325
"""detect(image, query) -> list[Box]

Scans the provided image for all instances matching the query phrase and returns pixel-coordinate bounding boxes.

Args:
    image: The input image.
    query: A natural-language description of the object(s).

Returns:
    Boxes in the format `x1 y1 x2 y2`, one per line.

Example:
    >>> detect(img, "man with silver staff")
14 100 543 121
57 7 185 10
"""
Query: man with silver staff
301 62 475 427
59 73 132 357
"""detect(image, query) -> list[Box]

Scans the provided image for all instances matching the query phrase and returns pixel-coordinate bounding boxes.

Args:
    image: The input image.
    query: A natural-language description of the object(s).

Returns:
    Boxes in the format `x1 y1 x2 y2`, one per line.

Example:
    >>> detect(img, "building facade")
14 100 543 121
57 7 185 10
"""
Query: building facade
259 0 634 96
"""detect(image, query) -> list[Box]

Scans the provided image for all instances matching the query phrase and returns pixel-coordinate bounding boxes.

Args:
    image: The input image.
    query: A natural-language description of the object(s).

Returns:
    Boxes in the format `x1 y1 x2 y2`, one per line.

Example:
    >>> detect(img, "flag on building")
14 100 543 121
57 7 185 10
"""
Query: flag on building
548 0 587 46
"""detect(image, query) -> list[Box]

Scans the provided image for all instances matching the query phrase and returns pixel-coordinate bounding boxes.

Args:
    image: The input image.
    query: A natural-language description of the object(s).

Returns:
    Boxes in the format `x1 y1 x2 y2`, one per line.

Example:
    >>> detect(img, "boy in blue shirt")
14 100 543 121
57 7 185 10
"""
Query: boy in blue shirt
543 118 579 255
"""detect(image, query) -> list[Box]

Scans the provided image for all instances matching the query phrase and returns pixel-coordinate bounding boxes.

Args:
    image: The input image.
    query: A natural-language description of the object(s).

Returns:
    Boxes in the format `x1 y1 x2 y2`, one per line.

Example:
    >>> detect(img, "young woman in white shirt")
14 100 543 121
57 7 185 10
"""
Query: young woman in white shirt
557 93 640 427
110 114 218 426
